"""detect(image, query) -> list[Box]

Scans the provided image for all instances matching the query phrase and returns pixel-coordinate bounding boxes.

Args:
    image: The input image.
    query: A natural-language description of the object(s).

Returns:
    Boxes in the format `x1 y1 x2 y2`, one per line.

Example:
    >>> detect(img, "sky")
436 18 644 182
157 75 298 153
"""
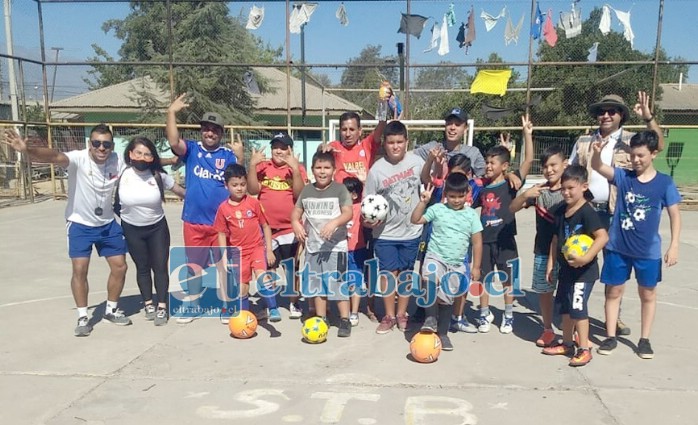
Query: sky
2 0 696 101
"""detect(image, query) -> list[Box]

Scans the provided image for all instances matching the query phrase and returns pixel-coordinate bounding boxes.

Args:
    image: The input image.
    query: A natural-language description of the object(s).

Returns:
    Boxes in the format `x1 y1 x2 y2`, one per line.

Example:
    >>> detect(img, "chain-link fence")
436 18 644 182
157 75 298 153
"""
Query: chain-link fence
2 0 697 200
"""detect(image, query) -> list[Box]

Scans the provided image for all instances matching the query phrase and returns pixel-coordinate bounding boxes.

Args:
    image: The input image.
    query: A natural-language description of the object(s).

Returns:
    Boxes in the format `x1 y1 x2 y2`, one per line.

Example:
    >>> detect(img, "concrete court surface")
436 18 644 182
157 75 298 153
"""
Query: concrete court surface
1 199 697 425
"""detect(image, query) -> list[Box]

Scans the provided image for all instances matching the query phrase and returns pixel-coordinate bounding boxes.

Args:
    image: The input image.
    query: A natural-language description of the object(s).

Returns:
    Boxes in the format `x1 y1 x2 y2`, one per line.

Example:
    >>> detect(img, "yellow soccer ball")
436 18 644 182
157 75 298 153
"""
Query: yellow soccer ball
562 234 594 261
302 317 328 344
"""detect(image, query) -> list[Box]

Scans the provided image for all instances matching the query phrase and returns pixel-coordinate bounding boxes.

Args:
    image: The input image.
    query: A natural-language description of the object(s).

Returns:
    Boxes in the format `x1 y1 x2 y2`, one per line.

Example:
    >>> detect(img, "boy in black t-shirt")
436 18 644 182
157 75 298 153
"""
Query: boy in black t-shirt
510 145 567 347
471 115 534 334
542 165 608 367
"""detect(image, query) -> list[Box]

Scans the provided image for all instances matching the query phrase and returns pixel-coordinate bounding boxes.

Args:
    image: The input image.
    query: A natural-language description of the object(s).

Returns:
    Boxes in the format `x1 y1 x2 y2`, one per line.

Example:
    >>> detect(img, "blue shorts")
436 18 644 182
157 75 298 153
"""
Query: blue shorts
532 254 557 294
67 220 127 259
347 248 368 290
374 237 421 272
555 280 594 320
601 250 662 288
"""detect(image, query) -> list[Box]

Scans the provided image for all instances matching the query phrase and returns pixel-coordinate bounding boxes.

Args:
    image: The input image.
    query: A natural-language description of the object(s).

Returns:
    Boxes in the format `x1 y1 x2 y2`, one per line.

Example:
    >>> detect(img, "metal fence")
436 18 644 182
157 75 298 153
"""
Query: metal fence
2 0 697 200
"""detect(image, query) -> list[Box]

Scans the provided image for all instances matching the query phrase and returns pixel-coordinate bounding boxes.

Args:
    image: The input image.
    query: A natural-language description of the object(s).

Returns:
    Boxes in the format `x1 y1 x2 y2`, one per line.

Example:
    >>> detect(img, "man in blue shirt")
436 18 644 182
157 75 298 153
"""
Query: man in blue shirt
166 94 242 323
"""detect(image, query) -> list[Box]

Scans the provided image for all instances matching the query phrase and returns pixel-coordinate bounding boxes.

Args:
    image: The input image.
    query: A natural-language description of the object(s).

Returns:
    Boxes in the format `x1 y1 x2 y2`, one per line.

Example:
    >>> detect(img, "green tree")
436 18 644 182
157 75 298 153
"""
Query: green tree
86 2 282 124
338 45 398 112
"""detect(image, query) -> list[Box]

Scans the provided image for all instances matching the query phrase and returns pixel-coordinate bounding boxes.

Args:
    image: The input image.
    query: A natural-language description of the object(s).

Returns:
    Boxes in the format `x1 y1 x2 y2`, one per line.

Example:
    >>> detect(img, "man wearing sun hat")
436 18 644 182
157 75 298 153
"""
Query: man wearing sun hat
570 91 664 339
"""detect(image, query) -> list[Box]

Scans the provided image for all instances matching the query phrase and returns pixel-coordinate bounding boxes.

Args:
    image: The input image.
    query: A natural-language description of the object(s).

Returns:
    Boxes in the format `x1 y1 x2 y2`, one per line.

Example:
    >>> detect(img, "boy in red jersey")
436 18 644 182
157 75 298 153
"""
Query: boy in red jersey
248 133 308 319
214 164 278 323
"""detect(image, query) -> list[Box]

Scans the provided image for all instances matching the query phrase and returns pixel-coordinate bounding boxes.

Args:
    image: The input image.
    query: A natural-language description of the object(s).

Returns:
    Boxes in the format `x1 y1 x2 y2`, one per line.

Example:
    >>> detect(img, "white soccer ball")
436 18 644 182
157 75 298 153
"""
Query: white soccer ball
361 194 389 223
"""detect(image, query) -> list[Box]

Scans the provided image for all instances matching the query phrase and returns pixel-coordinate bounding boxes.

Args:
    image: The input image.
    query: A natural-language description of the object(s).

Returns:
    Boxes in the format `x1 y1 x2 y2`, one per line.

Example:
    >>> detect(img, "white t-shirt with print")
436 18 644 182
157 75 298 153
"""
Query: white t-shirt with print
118 167 175 226
64 149 123 227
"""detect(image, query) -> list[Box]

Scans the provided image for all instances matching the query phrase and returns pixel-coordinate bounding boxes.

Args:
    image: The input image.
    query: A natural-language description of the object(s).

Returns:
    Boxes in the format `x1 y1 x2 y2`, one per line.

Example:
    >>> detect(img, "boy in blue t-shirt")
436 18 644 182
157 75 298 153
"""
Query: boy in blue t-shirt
591 130 681 360
411 173 483 351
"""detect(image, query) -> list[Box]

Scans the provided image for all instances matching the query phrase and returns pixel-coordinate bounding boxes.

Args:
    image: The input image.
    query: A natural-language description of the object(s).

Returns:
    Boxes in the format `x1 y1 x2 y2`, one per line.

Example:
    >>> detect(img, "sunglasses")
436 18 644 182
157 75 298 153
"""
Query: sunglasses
598 109 619 117
91 140 114 149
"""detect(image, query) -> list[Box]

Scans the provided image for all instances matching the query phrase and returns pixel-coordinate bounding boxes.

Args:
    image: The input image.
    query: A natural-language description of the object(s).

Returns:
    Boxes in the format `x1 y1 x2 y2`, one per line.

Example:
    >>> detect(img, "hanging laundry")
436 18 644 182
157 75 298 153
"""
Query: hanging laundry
481 6 506 32
531 2 543 39
289 3 318 34
456 23 466 47
462 6 476 53
336 3 348 26
599 5 612 35
446 3 457 27
438 15 450 56
424 21 441 53
244 71 261 95
543 8 557 47
587 42 600 62
505 13 524 46
613 8 634 48
246 5 264 30
558 3 582 38
470 69 512 96
398 13 429 39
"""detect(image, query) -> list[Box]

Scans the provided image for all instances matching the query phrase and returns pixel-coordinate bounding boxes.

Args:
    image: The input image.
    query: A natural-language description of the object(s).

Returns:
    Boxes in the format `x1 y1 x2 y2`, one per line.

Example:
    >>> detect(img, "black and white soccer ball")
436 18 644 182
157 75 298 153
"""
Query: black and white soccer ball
360 194 389 223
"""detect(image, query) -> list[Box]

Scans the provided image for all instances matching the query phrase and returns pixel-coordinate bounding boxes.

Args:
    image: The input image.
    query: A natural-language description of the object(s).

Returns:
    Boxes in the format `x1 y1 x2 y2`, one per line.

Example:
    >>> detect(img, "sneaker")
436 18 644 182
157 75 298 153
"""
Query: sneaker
176 316 197 324
289 302 303 319
569 348 592 367
104 309 132 326
637 338 654 359
337 318 352 337
268 308 282 323
144 304 156 321
476 312 494 333
617 318 631 336
536 329 556 347
74 316 92 337
450 317 478 333
542 342 575 356
376 315 396 334
396 313 409 332
349 313 359 327
597 337 618 355
440 334 454 351
421 316 438 333
499 316 514 334
154 309 168 326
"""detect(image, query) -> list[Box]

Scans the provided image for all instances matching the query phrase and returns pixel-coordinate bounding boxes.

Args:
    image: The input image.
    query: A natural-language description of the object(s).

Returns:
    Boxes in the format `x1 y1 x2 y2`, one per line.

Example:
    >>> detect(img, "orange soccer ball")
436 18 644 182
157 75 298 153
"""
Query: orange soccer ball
410 332 442 363
228 310 258 339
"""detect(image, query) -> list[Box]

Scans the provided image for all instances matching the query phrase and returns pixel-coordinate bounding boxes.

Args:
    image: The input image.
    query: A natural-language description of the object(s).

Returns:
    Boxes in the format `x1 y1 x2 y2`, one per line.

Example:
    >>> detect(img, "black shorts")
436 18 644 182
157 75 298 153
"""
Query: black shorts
271 242 299 269
555 280 595 320
482 239 518 285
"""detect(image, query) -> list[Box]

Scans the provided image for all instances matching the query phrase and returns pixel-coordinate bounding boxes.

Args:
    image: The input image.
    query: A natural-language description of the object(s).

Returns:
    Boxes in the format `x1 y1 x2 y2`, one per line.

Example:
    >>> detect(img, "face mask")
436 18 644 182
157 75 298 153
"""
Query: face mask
131 160 150 172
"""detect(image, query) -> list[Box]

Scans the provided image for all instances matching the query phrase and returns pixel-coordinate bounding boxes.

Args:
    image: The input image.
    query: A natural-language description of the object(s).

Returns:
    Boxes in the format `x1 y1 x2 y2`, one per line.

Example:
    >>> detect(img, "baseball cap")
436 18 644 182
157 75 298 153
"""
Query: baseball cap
200 112 224 129
270 132 294 148
444 107 468 122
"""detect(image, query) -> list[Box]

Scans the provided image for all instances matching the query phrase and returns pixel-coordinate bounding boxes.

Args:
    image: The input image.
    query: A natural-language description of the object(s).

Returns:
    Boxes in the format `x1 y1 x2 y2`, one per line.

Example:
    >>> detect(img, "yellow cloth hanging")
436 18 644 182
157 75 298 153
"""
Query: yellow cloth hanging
470 69 512 96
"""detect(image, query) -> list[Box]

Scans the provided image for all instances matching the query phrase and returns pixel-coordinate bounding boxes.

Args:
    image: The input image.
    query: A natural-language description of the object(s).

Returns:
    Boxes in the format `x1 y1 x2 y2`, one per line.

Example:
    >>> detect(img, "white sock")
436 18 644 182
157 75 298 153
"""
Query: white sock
106 300 118 313
77 307 88 318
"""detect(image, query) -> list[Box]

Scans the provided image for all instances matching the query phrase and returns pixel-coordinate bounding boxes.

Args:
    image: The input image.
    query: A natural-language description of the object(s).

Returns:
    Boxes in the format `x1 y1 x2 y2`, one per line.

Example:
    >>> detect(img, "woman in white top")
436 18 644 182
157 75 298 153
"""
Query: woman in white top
118 137 184 325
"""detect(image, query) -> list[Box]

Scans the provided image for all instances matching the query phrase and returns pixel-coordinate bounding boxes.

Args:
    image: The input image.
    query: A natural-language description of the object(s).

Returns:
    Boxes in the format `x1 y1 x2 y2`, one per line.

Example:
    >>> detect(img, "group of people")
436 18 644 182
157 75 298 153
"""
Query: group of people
7 91 681 367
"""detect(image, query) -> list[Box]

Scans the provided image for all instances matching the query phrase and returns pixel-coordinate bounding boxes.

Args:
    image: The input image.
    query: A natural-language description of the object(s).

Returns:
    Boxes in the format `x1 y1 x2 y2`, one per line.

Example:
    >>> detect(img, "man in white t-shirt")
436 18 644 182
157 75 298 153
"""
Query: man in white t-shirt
569 92 664 337
5 125 131 337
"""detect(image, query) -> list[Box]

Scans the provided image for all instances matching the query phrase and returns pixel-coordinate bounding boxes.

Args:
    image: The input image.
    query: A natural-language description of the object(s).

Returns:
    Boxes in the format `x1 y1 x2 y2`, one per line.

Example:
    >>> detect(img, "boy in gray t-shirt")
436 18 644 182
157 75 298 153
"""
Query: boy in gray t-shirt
291 152 353 337
364 121 425 334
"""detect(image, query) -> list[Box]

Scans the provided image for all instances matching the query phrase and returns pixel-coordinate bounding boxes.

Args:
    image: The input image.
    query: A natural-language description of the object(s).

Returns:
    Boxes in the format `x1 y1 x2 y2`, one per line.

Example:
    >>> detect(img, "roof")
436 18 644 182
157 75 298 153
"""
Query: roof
50 69 365 117
50 77 169 113
657 84 698 111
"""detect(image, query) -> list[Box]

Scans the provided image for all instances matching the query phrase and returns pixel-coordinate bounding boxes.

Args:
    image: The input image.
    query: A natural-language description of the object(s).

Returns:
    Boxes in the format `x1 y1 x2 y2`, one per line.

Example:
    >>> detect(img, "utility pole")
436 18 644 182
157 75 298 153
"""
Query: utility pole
50 47 63 103
3 0 19 122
